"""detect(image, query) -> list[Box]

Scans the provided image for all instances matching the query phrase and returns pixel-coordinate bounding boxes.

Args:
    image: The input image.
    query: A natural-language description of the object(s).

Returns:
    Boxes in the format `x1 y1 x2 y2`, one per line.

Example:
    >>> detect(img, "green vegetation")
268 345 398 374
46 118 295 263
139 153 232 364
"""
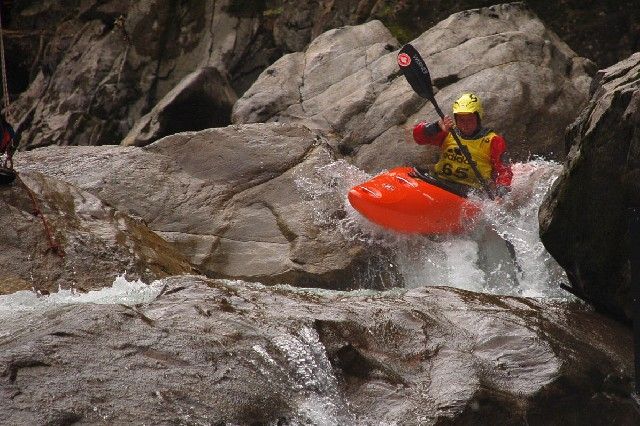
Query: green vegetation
263 6 283 18
384 22 414 44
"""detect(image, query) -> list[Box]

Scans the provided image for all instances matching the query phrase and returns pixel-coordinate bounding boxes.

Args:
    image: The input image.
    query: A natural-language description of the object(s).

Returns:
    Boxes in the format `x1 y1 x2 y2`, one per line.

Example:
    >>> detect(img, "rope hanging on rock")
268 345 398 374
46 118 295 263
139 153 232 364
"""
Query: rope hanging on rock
15 174 65 258
0 3 16 182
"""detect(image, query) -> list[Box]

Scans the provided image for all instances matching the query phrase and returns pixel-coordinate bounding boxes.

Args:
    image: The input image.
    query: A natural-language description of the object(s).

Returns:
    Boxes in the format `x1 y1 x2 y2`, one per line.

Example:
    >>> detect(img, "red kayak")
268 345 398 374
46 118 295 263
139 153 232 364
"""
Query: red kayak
347 167 481 235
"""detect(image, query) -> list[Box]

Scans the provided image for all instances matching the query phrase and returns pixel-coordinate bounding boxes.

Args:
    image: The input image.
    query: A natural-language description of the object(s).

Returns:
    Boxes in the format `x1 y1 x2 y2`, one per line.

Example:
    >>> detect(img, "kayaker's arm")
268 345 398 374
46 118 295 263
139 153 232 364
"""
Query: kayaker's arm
490 134 513 189
412 121 447 146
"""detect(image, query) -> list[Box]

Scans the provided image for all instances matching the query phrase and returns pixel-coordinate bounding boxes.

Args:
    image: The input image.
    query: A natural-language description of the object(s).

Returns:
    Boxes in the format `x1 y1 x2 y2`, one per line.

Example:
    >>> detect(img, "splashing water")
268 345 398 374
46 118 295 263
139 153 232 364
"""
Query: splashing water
251 325 355 425
296 159 568 298
0 275 164 319
477 160 568 297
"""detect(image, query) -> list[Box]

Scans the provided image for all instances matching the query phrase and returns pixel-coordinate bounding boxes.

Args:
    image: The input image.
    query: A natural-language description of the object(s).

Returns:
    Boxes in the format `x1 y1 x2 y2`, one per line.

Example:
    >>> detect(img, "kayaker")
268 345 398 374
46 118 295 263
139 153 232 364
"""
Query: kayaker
412 93 512 197
0 113 17 169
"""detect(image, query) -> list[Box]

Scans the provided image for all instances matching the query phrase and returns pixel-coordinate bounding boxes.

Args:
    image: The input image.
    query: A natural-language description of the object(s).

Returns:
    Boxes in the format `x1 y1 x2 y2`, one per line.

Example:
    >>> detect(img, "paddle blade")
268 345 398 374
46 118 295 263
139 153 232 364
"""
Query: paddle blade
397 43 434 100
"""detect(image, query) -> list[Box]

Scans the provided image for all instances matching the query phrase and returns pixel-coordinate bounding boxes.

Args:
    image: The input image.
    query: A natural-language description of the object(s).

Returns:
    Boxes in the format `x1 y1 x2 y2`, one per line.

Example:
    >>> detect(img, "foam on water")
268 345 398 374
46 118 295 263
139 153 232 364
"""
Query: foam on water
296 158 568 298
0 275 163 319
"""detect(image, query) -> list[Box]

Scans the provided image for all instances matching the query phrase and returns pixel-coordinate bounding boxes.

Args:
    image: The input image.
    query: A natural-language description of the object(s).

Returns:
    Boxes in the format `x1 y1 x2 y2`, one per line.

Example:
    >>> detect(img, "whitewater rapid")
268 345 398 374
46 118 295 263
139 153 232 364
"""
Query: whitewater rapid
0 159 570 425
297 158 569 299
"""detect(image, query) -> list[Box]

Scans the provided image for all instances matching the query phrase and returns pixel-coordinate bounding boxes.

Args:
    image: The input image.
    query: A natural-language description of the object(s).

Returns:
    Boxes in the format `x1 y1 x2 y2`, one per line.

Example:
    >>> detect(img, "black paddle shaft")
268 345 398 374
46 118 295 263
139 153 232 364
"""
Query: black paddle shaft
397 43 494 200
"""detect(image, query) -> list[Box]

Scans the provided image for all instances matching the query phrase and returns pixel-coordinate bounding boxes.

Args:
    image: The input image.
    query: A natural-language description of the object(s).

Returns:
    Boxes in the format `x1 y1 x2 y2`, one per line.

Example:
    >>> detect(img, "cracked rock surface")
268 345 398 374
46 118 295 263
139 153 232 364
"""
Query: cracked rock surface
0 172 193 295
0 275 636 424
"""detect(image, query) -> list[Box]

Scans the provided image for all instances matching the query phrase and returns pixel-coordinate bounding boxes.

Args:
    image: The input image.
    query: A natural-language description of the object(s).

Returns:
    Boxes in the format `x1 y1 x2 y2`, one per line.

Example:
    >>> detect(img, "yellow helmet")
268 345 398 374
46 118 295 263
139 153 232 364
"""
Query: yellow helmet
452 93 483 119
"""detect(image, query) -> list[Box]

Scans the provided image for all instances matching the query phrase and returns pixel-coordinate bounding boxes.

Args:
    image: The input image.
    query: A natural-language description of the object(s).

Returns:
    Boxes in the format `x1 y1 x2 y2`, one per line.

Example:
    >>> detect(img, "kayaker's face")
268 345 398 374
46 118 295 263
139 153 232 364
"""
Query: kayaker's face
454 113 479 136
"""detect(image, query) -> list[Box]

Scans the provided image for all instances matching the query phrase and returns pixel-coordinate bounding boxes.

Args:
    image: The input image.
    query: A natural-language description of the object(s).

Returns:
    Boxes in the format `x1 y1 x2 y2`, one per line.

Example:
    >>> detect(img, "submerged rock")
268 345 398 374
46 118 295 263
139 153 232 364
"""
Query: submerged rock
0 276 635 424
233 3 594 171
0 172 193 295
540 52 640 322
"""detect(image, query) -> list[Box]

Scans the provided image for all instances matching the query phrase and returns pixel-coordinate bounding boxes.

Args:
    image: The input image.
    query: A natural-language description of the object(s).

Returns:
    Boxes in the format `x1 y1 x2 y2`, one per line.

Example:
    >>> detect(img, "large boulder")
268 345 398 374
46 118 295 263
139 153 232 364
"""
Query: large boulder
233 3 595 172
0 172 193 295
6 0 279 149
539 52 640 322
15 123 391 289
0 275 636 424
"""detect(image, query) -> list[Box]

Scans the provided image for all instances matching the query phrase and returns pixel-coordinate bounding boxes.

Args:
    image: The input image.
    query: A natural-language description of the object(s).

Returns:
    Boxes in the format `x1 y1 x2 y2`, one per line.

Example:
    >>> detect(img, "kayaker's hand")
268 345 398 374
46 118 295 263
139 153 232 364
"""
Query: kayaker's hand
439 115 454 133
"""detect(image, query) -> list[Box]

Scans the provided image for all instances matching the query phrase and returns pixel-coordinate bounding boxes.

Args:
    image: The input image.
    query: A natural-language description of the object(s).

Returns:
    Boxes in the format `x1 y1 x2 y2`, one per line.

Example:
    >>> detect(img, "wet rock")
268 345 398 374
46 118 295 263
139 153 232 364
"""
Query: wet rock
15 123 393 290
0 276 635 424
233 3 594 171
0 172 193 295
539 52 640 322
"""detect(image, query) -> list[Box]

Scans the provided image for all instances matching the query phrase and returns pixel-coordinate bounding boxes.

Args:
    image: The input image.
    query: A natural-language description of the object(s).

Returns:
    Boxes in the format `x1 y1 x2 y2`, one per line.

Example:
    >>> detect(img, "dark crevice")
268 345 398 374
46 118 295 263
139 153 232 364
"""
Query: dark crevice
119 305 155 326
332 344 377 379
223 0 267 18
161 92 232 135
432 73 460 90
43 410 83 426
314 321 407 385
162 285 187 296
48 331 80 338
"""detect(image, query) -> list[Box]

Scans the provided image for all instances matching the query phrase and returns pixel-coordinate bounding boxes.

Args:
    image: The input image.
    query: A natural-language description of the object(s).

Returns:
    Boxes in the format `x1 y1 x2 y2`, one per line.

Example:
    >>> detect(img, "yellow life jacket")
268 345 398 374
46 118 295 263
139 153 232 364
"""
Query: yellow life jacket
434 128 495 188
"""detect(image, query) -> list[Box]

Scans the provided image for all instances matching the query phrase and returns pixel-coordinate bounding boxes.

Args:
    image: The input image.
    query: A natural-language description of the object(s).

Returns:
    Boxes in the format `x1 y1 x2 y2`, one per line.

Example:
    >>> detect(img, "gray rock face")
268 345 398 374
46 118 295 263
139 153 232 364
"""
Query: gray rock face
0 275 635 424
0 172 193 295
272 0 377 53
233 3 594 172
539 52 640 322
7 0 277 149
268 0 640 70
122 67 238 147
16 123 390 290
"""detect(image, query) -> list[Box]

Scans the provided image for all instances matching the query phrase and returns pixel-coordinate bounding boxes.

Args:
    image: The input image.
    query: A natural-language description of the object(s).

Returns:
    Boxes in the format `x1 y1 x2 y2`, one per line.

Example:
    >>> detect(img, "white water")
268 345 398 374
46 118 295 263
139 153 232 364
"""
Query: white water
253 325 355 425
0 274 164 319
0 158 570 424
297 158 569 299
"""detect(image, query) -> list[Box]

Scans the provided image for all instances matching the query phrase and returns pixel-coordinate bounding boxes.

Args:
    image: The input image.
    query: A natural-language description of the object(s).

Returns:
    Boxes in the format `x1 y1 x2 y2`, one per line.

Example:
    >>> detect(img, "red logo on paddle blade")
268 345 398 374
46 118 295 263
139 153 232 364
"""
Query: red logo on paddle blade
397 53 411 67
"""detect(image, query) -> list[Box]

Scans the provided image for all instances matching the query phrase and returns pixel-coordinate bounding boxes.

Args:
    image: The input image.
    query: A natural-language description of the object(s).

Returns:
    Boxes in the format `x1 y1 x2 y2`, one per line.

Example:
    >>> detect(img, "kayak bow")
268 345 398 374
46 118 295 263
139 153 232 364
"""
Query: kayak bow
348 167 480 234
